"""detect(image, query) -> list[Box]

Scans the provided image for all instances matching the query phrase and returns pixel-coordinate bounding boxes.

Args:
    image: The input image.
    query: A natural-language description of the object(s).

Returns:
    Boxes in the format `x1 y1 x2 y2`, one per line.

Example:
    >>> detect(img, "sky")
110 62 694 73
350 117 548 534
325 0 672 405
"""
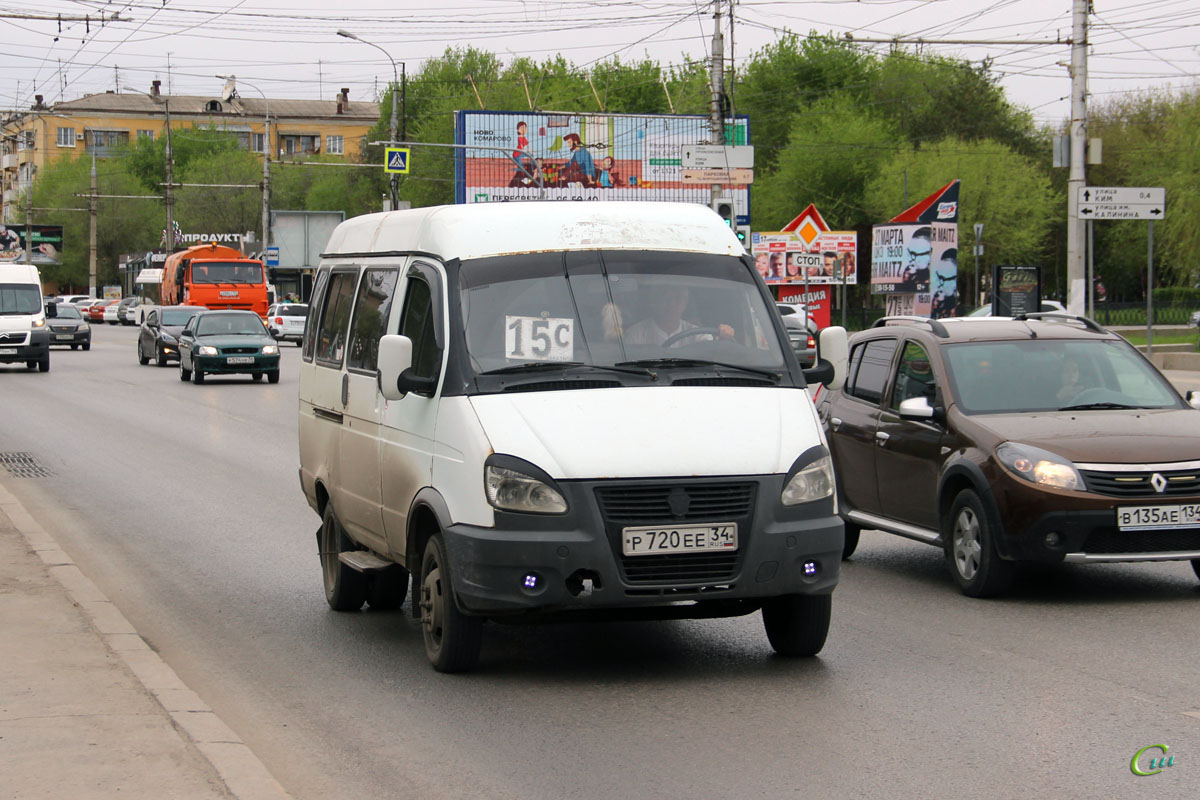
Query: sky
3 0 1198 128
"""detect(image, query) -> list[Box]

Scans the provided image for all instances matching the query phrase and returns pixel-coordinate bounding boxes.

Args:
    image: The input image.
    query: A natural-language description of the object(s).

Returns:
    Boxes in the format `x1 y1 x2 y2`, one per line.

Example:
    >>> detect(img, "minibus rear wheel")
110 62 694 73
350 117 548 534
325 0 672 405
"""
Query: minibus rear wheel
320 505 367 611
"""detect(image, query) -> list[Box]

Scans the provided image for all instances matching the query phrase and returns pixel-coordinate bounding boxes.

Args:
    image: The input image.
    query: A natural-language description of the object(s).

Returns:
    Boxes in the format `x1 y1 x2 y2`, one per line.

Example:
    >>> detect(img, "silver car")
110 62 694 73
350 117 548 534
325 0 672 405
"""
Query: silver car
266 303 308 344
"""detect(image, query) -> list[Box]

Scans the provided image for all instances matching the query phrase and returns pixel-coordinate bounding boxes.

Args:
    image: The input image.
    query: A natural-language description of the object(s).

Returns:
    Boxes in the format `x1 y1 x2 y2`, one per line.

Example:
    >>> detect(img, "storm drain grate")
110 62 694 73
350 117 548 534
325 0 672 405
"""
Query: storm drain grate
0 452 55 478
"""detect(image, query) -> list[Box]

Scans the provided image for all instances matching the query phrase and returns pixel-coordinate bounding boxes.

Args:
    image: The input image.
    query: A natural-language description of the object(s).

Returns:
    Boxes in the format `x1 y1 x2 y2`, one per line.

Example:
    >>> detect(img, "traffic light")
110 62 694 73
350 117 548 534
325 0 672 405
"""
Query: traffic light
711 198 736 229
735 225 750 250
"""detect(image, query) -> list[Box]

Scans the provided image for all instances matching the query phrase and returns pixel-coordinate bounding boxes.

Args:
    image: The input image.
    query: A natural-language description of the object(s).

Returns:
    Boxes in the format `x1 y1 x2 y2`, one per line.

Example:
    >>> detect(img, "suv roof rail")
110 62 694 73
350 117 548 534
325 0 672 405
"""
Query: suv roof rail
1015 311 1107 334
871 315 950 338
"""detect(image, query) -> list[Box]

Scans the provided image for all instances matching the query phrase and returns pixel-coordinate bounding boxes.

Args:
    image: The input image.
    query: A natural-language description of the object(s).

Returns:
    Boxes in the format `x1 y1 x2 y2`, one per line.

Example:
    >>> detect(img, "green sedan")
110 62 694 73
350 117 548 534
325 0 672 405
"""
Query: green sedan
178 310 281 384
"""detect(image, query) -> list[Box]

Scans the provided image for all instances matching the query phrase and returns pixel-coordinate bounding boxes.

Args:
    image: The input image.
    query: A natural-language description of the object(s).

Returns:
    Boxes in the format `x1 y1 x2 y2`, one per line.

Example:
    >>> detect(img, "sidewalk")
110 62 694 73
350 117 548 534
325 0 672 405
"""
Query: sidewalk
0 483 291 800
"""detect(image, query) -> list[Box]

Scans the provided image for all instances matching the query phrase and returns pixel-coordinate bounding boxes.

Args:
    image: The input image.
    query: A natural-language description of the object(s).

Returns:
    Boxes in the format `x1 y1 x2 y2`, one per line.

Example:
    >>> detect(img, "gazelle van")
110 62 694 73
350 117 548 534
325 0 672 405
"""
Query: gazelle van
297 202 849 672
0 262 50 372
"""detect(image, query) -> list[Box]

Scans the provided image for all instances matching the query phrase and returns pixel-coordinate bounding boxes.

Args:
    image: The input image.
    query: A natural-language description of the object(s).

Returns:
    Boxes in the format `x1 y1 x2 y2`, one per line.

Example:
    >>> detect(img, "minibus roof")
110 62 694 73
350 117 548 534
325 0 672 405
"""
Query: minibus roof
321 201 745 263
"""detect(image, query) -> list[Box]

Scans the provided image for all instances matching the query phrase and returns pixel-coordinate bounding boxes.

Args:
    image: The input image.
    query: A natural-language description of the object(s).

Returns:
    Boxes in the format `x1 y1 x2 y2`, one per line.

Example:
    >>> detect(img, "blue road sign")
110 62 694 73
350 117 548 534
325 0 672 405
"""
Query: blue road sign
265 245 280 267
385 147 411 174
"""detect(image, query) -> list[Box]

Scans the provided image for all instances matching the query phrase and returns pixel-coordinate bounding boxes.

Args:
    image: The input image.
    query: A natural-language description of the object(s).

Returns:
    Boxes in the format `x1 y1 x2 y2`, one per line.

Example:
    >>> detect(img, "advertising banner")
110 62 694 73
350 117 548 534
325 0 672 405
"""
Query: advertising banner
871 223 957 318
0 224 64 265
778 284 832 329
993 265 1042 316
455 111 750 221
751 231 857 285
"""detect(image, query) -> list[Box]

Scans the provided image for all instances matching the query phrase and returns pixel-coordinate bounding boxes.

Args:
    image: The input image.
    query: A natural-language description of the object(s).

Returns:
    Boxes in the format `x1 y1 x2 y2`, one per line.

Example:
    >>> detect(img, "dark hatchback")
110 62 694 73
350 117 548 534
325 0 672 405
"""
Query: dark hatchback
178 310 280 384
138 305 203 366
819 314 1200 596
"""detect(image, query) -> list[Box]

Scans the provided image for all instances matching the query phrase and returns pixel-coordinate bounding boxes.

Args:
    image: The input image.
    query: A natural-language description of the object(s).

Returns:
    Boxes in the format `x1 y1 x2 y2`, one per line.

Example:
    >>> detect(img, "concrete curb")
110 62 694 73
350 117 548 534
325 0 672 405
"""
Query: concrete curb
0 483 293 800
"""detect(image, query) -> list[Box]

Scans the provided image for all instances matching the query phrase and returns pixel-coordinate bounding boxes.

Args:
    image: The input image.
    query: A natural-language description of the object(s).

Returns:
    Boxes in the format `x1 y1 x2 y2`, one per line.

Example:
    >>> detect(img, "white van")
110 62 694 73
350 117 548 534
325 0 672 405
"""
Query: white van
298 202 849 672
0 262 50 372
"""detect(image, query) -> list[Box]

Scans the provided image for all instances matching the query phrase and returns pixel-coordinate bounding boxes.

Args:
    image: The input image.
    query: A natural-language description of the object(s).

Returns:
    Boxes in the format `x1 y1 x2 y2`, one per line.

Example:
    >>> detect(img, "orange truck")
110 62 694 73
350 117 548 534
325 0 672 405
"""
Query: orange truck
160 242 269 316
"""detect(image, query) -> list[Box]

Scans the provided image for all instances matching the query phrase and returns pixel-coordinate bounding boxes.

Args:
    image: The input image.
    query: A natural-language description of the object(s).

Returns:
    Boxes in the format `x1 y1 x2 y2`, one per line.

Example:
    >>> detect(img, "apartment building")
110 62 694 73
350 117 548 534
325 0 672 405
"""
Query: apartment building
1 79 380 223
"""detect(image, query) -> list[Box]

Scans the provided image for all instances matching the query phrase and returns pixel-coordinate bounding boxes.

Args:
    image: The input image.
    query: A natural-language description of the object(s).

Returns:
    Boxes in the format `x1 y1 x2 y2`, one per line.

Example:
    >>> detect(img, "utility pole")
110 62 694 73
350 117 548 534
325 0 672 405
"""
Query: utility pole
337 30 399 211
709 4 724 206
217 76 271 250
89 156 97 297
164 96 175 251
1066 0 1089 314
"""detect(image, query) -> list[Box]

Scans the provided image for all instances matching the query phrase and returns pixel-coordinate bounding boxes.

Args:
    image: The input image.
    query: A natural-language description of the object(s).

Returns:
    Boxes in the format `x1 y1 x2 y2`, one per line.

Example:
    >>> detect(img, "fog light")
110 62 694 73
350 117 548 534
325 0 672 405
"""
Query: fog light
1044 532 1062 548
803 561 818 576
522 573 540 589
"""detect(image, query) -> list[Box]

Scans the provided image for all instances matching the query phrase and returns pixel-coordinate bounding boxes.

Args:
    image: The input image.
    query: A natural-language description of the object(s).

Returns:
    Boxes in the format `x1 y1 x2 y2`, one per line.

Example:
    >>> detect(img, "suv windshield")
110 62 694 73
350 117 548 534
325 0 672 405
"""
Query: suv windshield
458 250 787 381
0 284 41 315
943 338 1182 413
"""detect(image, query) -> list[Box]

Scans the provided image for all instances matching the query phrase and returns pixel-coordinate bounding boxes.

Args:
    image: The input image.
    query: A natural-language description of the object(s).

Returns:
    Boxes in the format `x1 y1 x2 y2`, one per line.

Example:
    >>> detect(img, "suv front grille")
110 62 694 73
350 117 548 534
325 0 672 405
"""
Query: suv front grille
595 481 756 586
1080 467 1200 497
1083 529 1200 554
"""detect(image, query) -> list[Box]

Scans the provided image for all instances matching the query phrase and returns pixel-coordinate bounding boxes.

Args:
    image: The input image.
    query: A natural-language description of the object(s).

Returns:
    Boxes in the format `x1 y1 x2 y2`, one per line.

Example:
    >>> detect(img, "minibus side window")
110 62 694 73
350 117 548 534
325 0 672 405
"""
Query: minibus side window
314 271 357 368
302 268 330 362
399 277 439 385
347 268 400 374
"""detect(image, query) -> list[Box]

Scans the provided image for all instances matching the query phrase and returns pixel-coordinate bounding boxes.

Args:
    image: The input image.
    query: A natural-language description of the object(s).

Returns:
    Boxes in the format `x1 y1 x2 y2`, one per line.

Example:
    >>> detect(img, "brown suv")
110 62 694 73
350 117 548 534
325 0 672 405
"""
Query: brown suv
819 314 1200 596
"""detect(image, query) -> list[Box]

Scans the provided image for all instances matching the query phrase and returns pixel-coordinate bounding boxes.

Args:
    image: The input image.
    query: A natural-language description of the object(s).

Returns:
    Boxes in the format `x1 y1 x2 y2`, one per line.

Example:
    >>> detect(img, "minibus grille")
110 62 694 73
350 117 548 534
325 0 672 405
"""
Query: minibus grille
0 331 27 344
595 481 755 586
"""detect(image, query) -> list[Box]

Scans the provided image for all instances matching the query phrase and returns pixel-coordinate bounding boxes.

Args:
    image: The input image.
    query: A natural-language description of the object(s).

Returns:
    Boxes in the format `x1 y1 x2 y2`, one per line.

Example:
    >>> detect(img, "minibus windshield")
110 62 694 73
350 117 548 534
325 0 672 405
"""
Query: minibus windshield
0 284 41 315
458 250 788 380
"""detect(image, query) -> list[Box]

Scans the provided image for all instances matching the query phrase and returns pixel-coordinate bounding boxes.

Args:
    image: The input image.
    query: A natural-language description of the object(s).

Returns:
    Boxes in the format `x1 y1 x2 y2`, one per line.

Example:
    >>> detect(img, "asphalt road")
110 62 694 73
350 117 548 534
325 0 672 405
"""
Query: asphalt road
2 323 1198 799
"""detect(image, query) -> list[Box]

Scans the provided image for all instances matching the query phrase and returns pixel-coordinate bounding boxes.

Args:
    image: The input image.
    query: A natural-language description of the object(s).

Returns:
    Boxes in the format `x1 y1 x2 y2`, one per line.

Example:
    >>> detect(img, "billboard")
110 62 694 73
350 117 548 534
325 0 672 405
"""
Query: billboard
0 224 64 265
871 223 958 318
454 111 751 222
750 231 857 285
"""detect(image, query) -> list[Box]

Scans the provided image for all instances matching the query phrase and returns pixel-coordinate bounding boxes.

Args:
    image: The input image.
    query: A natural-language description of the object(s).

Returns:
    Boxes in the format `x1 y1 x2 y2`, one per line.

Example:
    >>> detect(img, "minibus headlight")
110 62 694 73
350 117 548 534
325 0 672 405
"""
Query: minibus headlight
198 345 218 356
781 454 835 506
485 465 568 514
32 318 45 328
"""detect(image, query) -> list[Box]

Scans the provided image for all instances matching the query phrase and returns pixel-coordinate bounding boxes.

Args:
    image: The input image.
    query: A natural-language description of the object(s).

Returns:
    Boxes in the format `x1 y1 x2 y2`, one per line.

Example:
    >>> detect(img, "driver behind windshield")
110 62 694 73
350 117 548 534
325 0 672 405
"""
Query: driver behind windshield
624 282 734 346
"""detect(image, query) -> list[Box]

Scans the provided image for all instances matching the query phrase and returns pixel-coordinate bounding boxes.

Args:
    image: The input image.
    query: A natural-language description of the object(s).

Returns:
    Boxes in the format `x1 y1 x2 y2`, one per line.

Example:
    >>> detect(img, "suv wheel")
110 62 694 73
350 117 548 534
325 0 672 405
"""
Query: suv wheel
842 522 861 560
944 488 1014 598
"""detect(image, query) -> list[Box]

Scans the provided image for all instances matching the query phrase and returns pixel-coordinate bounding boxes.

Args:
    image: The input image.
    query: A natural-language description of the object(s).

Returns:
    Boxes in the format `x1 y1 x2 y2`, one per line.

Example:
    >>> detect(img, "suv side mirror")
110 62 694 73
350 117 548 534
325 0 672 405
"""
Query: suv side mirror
898 396 936 421
802 327 849 389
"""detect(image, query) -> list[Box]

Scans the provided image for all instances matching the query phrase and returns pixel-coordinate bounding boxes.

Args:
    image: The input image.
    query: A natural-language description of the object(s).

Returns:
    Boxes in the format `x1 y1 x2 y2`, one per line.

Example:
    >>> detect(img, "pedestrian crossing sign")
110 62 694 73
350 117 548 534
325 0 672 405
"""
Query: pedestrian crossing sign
384 147 410 174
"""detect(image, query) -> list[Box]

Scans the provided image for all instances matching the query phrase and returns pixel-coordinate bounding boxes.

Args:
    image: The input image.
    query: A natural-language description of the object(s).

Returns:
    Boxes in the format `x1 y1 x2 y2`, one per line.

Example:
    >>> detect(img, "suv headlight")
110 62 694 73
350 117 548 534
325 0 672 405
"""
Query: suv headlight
198 345 218 356
996 442 1082 491
782 452 835 505
485 461 567 514
262 344 278 355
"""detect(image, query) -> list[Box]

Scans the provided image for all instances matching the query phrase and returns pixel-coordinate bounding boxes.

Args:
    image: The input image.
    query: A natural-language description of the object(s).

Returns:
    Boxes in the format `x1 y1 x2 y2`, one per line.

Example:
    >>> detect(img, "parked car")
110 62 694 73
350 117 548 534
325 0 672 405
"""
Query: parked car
266 303 308 344
102 300 123 325
777 303 818 368
46 303 91 350
74 298 102 317
1187 309 1199 328
819 313 1200 597
88 299 117 323
967 299 1067 317
61 294 91 307
116 296 142 325
138 305 202 366
178 310 280 384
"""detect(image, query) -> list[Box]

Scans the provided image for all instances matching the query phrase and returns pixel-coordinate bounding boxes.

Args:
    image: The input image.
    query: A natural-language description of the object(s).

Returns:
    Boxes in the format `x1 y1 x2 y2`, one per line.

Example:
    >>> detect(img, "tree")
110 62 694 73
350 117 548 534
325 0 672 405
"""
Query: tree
126 126 243 195
31 152 163 291
865 138 1060 306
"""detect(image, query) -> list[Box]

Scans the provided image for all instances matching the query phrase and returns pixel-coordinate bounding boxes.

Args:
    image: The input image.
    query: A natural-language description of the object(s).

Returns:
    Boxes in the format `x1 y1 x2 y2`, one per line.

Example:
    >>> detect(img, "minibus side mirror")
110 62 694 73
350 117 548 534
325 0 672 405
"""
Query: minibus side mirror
1187 390 1200 411
45 302 57 318
378 334 415 401
802 326 848 389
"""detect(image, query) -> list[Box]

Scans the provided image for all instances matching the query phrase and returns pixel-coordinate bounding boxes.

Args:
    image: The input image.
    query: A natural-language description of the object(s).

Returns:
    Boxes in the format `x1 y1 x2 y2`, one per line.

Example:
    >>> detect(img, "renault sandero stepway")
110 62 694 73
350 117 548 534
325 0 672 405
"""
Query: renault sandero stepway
297 202 850 672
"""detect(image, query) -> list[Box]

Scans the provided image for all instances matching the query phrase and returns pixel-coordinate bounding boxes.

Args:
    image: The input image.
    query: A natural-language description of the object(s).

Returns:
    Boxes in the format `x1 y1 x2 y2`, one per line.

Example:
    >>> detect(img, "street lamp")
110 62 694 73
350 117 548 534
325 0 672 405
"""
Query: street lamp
124 85 175 252
216 75 271 251
337 29 402 210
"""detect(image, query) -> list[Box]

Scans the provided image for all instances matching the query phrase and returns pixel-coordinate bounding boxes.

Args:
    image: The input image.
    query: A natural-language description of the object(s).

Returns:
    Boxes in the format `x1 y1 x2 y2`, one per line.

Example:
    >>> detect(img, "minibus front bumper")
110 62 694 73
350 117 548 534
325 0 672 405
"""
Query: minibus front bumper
0 329 49 363
441 475 842 617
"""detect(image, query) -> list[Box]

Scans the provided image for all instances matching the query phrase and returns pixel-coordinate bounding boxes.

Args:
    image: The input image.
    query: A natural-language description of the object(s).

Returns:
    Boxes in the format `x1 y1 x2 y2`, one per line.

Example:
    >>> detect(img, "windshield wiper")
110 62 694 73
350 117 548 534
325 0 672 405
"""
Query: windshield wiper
1058 402 1143 411
616 358 780 381
480 361 657 379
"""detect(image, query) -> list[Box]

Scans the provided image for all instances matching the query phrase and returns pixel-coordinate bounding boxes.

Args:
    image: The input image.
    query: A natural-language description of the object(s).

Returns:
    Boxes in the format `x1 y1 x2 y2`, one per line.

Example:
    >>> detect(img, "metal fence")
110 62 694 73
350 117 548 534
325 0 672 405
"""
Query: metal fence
835 302 1196 332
